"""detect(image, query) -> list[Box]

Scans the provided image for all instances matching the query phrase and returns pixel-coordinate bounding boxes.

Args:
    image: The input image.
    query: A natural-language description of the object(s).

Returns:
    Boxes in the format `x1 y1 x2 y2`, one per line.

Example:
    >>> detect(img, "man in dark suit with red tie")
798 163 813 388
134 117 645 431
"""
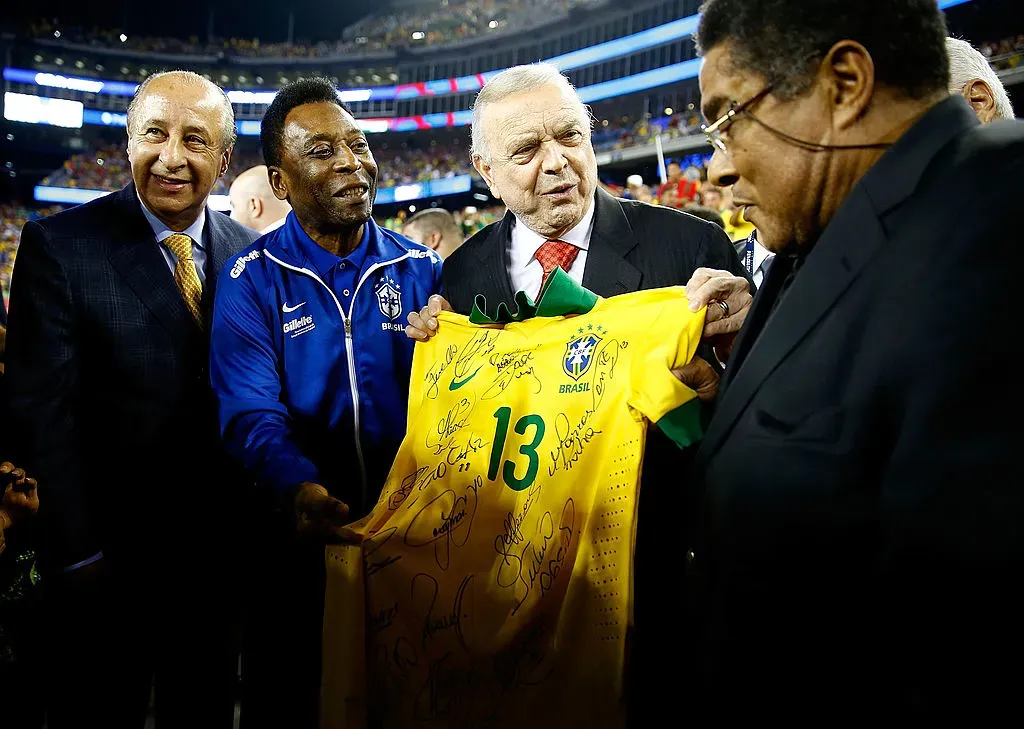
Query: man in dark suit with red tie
5 70 258 727
406 62 751 723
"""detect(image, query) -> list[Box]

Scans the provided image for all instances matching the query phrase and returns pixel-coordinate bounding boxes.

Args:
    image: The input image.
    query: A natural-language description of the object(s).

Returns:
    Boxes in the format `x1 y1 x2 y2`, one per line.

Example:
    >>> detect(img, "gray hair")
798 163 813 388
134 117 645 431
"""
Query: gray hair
127 70 237 149
470 63 592 162
946 37 1014 121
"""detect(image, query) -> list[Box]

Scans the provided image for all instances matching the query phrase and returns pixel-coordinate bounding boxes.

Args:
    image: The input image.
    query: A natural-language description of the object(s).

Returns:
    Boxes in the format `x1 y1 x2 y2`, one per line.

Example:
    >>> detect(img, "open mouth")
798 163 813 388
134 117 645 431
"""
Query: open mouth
335 184 369 200
153 174 190 191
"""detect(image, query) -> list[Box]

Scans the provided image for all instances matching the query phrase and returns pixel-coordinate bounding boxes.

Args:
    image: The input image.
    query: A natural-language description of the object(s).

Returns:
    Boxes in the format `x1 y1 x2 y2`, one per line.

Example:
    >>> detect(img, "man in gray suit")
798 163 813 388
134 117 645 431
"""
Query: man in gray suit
6 70 258 727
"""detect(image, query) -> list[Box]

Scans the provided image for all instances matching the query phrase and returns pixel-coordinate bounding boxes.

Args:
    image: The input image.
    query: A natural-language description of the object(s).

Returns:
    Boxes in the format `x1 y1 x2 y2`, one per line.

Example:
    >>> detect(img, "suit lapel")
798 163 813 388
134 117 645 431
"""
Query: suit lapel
698 96 980 462
107 186 196 339
473 212 517 306
581 189 641 296
203 209 234 320
699 188 886 459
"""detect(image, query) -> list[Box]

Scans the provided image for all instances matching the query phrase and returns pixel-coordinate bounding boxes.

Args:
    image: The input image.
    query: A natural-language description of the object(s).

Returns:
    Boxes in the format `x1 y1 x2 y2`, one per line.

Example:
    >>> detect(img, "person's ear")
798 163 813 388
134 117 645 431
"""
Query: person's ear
963 78 998 124
269 166 289 202
821 40 875 131
473 154 502 200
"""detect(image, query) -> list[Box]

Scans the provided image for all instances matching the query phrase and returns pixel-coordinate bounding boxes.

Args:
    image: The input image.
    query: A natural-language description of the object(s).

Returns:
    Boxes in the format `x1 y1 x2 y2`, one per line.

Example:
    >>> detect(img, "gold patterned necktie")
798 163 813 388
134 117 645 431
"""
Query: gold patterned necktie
164 233 203 325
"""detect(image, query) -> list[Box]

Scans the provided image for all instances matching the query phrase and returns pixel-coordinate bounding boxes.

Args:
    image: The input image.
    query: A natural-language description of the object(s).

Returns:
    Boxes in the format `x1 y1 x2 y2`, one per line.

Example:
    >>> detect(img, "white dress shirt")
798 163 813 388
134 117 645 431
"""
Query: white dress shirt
508 195 596 298
137 193 209 285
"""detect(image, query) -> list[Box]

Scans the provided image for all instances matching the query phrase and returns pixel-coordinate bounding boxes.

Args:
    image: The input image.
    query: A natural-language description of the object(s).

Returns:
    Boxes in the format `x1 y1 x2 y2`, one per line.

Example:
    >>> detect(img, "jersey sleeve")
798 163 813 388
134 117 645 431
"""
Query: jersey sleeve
626 292 707 448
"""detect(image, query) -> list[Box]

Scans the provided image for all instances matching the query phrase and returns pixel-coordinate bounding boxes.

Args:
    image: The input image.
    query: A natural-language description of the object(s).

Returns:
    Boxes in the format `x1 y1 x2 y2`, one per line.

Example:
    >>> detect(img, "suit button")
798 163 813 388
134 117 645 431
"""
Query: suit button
686 549 696 563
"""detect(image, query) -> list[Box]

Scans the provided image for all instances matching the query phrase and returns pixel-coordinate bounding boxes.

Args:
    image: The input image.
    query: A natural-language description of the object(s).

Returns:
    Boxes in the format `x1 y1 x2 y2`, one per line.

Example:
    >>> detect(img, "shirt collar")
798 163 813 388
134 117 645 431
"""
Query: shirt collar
137 192 207 249
510 192 596 272
753 239 772 270
260 216 287 235
287 213 371 279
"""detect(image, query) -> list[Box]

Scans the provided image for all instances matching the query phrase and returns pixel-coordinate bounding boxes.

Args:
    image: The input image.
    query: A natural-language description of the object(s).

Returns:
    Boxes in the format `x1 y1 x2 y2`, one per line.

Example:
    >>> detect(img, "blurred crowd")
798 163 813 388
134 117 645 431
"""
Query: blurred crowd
377 204 505 237
0 204 63 305
40 142 479 195
342 0 607 51
28 0 608 58
39 144 263 196
981 33 1024 70
591 108 704 152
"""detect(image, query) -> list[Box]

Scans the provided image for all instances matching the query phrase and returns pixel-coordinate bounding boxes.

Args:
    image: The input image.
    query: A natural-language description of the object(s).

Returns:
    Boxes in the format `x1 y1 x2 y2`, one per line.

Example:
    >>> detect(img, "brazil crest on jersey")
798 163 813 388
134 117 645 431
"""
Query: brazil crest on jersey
322 268 707 729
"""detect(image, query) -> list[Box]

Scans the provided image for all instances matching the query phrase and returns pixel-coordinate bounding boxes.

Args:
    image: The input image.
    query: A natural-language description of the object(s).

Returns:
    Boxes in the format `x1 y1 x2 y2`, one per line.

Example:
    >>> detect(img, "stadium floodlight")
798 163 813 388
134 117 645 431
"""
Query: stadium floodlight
35 72 105 93
120 34 127 42
4 92 84 128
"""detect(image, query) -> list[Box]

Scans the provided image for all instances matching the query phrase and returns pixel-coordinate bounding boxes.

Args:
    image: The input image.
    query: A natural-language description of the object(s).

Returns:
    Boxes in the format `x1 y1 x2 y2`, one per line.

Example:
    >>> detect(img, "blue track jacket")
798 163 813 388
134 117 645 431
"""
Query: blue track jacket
210 213 443 513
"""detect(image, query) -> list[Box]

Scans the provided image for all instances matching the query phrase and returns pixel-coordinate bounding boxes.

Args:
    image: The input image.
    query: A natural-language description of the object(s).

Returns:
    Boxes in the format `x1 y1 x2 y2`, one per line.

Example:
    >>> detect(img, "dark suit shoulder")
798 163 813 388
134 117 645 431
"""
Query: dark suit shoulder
30 187 128 240
446 220 501 268
441 220 501 281
616 196 720 239
943 119 1024 192
207 209 261 248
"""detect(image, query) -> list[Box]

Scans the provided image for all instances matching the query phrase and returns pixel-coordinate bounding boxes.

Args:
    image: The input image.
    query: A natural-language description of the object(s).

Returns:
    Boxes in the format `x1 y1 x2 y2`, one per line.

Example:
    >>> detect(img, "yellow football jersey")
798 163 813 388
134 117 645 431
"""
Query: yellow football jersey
322 271 706 729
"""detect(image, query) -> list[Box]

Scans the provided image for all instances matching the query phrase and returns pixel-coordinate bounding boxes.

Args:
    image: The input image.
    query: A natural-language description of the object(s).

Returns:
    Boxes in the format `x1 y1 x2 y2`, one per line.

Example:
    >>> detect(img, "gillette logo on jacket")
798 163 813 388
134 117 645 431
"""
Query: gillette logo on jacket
210 212 443 514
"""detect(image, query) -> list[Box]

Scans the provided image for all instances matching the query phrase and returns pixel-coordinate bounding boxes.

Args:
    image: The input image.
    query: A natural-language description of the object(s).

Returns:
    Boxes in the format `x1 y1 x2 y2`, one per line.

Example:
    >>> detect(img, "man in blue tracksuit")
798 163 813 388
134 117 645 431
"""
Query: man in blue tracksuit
209 78 442 728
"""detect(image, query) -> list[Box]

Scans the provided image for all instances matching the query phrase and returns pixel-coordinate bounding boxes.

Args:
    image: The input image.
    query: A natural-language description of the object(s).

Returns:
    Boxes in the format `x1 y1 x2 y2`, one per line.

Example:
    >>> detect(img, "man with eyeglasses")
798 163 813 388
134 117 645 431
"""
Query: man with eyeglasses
680 0 1024 720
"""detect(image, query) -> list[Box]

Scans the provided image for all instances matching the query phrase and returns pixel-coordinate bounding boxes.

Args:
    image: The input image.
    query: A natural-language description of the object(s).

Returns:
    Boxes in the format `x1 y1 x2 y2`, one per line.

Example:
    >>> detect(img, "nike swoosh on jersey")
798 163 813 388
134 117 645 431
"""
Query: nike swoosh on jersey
449 367 482 391
282 301 306 313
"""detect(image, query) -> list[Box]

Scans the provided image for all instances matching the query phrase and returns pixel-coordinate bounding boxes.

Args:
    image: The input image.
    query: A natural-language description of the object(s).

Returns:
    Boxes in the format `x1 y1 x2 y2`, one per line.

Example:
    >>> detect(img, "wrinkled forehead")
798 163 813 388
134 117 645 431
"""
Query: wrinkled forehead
483 86 588 146
136 80 225 128
284 102 362 143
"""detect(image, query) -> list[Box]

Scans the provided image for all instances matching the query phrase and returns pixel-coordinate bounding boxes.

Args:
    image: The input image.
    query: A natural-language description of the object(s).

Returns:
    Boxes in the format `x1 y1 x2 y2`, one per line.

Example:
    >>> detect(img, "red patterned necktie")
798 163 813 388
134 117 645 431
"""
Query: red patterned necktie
534 239 580 297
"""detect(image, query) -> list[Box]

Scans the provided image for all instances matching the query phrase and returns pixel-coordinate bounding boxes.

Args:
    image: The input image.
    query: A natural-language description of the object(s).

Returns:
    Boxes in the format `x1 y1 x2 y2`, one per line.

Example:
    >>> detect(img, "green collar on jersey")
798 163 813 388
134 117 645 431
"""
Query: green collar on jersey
469 266 600 324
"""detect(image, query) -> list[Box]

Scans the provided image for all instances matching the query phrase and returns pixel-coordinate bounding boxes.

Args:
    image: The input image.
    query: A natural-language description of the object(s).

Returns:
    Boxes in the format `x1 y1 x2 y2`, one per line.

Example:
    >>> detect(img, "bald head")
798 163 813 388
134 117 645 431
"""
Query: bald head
403 208 464 259
128 71 236 149
229 165 292 232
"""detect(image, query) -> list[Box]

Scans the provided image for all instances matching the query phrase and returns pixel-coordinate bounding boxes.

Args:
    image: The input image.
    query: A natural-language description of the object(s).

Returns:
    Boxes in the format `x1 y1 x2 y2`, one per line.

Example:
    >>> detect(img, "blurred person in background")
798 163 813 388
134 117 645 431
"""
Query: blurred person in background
656 160 700 206
228 164 293 233
210 78 442 728
700 184 724 211
402 207 465 258
623 173 654 203
406 62 751 723
5 70 258 728
685 0 1024 717
946 36 1015 122
0 462 42 729
683 203 726 229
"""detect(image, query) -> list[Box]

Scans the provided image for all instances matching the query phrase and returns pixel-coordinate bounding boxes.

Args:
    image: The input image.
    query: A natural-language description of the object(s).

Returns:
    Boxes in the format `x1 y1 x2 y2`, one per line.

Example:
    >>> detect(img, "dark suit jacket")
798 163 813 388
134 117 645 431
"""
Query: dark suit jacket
442 187 749 311
5 184 259 571
687 97 1024 716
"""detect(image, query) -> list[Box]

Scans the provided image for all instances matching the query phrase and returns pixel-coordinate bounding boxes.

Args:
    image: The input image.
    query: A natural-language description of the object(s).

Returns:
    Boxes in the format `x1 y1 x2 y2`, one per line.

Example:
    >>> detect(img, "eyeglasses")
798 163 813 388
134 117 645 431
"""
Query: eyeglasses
701 84 894 155
700 85 774 154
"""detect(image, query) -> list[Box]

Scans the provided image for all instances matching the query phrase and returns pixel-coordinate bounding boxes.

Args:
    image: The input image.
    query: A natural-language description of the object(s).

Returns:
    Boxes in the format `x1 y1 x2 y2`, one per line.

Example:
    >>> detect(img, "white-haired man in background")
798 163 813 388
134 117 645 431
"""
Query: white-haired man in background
946 36 1015 123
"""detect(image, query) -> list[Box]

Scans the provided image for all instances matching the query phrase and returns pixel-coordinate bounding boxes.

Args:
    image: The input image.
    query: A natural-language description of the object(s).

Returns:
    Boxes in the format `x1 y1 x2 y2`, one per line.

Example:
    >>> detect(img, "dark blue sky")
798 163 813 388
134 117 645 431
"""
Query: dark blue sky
7 0 388 44
6 0 1020 47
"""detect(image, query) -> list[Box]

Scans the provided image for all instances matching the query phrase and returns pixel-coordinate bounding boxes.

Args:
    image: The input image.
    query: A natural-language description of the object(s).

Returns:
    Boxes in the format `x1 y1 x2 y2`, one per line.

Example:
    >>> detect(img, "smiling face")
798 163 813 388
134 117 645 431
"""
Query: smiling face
127 75 232 231
472 83 597 239
269 101 378 235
